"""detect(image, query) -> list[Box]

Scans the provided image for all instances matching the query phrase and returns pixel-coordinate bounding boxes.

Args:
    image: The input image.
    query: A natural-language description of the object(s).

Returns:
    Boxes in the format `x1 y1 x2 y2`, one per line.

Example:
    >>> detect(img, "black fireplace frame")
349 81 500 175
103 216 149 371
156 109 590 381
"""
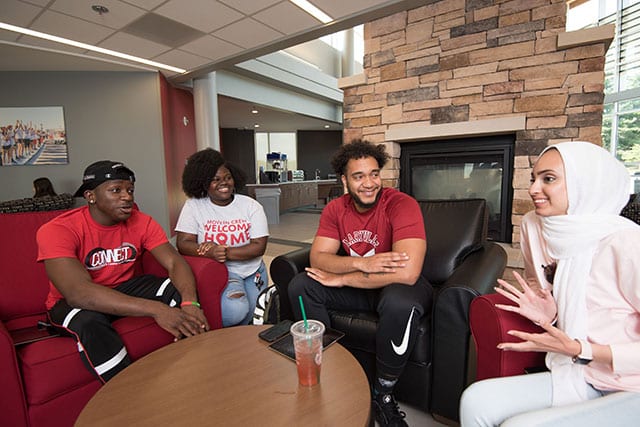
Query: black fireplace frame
400 135 515 242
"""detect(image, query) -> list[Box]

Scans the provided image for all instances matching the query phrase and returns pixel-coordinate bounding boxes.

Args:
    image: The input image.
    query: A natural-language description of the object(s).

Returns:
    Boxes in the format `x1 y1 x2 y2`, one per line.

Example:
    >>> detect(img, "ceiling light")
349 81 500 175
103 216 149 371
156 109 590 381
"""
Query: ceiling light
324 124 330 128
254 123 260 128
251 107 259 114
0 21 186 74
289 0 332 24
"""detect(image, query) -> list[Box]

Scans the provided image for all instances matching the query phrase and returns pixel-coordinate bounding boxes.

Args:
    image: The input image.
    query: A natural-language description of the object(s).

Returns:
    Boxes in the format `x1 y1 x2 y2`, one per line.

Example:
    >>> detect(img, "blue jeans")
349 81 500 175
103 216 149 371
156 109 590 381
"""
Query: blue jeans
221 261 267 327
460 371 640 427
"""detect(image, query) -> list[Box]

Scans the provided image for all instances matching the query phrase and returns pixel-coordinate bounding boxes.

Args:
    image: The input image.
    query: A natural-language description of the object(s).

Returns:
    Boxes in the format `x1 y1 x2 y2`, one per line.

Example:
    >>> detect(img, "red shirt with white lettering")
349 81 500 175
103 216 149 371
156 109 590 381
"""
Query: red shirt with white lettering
37 206 168 309
317 187 425 257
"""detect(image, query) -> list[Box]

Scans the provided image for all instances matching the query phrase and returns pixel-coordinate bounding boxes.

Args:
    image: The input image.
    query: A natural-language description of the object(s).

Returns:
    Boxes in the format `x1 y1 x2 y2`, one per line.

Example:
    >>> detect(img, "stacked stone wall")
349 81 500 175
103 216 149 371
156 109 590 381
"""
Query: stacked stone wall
342 0 609 246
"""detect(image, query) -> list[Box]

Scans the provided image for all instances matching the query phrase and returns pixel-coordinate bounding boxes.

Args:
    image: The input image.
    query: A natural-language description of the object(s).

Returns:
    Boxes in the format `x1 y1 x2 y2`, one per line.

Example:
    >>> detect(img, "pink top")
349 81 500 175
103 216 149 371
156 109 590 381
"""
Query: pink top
521 212 640 392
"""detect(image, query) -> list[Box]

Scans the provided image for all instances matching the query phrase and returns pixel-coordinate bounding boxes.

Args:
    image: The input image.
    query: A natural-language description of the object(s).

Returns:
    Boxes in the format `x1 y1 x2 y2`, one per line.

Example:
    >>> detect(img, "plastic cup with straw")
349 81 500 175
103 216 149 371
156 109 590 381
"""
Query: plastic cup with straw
291 296 324 386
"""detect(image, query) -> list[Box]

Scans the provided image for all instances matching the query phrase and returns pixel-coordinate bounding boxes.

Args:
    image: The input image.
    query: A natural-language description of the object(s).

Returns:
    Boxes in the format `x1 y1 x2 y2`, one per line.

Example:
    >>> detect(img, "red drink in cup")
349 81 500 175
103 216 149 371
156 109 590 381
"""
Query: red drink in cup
290 320 324 387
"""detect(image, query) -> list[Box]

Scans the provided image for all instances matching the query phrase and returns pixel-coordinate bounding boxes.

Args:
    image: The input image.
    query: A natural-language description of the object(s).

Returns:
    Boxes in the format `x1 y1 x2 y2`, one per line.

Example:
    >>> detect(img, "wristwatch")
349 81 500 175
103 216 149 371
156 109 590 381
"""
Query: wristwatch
572 338 593 365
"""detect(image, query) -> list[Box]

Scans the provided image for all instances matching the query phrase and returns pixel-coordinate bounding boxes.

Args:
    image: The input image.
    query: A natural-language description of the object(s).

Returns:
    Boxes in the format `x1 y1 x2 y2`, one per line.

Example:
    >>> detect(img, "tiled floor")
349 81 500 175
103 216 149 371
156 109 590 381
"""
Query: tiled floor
265 211 450 427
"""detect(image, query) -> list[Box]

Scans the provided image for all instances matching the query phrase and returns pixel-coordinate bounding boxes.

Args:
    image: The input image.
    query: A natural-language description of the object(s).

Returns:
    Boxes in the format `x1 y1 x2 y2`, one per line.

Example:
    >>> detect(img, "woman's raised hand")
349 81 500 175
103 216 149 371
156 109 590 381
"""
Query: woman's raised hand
494 271 557 326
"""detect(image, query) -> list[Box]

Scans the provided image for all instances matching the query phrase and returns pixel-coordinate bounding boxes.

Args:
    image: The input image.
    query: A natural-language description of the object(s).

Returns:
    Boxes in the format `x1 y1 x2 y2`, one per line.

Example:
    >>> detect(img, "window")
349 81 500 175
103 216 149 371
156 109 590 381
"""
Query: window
572 0 640 192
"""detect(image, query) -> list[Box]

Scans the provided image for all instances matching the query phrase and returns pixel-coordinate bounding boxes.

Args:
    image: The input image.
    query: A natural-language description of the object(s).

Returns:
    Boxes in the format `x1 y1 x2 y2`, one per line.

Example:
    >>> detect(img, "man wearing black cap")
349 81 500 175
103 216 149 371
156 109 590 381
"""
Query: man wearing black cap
36 160 209 382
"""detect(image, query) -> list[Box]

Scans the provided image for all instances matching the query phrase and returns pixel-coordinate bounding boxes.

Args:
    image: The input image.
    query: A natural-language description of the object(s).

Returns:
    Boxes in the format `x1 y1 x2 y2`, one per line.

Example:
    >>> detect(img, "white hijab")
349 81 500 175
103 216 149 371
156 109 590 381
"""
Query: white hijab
537 141 636 405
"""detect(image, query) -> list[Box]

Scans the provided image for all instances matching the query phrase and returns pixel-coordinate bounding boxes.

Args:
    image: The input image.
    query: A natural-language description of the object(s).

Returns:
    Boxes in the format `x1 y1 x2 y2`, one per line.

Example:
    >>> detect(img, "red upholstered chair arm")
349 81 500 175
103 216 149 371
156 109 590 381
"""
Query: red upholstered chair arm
140 252 228 330
469 293 546 381
0 321 29 427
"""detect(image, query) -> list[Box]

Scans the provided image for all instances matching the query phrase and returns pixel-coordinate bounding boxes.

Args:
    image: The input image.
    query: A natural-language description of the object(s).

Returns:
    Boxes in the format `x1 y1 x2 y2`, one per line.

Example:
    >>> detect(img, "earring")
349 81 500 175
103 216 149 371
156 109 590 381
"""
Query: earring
89 200 95 204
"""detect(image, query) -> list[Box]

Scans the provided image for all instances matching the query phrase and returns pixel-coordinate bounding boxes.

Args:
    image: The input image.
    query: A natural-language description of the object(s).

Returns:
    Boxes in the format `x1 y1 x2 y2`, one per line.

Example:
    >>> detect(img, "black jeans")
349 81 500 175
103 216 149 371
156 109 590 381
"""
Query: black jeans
288 272 433 379
48 275 181 383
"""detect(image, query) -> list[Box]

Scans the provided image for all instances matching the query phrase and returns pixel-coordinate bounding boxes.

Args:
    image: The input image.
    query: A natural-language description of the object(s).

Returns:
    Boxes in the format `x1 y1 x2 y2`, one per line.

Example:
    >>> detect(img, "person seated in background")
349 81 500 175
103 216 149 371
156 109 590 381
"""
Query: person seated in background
288 140 432 427
33 177 57 198
460 142 640 426
176 148 269 327
37 160 208 383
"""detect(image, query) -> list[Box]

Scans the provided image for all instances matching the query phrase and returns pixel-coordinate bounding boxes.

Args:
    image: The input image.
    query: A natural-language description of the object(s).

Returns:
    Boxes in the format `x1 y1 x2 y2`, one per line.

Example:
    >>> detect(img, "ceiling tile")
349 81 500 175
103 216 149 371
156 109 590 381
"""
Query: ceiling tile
317 0 392 20
49 0 146 29
154 0 244 33
213 17 282 49
153 48 211 70
118 0 167 10
99 32 171 58
82 50 157 70
122 13 204 48
253 2 320 35
180 34 243 60
31 10 115 44
17 0 51 7
217 0 280 15
0 30 21 43
0 0 42 27
12 35 87 54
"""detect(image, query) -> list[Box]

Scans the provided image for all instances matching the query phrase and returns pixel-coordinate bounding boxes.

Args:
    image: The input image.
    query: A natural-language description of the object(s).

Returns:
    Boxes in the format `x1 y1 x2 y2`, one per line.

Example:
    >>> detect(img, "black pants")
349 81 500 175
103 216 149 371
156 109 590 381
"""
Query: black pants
288 272 433 380
48 275 182 383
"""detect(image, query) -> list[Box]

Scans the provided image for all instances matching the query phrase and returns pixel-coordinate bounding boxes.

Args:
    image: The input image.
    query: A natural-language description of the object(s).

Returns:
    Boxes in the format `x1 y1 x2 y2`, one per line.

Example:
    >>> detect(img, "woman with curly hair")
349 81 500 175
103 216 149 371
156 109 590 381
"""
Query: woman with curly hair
176 148 269 326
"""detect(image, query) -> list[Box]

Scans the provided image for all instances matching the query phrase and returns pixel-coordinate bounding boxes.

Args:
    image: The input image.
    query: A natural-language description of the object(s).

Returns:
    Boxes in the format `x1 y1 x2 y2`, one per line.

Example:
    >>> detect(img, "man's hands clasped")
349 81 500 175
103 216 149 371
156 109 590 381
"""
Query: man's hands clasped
305 251 410 288
154 303 209 342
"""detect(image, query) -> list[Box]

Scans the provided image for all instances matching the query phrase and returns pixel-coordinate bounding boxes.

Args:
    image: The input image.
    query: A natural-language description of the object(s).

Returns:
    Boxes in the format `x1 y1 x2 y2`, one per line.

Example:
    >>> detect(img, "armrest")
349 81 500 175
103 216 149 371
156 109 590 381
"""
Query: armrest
0 322 29 427
269 248 310 321
470 293 546 381
430 242 507 421
141 252 228 330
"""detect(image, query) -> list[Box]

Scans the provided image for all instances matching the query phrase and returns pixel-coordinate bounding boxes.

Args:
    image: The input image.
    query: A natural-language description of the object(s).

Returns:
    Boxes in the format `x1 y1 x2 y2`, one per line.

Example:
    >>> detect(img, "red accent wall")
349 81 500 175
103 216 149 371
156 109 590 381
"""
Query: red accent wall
159 74 196 235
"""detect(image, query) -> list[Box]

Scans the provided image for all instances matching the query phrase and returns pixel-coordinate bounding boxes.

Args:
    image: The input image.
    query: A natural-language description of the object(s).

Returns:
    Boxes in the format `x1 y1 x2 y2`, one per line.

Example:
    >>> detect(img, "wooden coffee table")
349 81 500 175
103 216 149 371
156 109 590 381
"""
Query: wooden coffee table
75 325 371 426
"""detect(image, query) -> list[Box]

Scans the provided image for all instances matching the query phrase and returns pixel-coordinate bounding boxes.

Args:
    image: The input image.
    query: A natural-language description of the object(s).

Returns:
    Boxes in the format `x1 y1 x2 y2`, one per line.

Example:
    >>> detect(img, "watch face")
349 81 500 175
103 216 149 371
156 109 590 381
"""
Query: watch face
572 356 592 365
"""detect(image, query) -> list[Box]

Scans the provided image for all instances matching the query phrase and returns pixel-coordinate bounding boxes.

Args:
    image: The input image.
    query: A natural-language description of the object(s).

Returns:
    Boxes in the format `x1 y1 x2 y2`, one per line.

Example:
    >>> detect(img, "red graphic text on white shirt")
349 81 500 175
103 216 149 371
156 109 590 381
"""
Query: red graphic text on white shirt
204 219 251 246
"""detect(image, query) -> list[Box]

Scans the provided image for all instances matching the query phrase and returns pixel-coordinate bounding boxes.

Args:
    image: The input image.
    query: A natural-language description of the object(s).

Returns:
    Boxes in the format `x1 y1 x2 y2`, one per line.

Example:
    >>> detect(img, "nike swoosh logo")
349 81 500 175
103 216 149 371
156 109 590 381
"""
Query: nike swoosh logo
391 306 416 356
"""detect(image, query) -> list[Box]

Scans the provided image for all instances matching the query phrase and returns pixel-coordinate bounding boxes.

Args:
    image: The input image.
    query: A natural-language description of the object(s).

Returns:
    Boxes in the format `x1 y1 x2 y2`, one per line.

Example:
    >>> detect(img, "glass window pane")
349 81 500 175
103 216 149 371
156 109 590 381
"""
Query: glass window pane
617 110 640 162
602 112 613 151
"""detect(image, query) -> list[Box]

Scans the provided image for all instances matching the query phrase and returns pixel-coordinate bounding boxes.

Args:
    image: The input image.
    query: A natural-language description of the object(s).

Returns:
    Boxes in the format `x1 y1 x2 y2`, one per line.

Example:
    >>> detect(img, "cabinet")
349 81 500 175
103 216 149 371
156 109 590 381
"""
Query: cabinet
246 181 319 214
279 182 317 211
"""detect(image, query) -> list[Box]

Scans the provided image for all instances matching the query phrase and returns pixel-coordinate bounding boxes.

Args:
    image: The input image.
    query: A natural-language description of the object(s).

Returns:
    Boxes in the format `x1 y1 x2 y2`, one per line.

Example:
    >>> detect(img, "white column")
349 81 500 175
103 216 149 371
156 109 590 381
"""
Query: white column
341 28 355 77
193 72 220 151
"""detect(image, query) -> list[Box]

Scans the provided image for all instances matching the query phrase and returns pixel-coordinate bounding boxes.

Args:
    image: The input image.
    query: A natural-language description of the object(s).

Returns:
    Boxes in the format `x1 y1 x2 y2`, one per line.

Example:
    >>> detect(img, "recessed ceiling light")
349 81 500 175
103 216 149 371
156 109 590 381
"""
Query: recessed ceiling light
251 107 259 114
254 123 260 128
324 124 330 129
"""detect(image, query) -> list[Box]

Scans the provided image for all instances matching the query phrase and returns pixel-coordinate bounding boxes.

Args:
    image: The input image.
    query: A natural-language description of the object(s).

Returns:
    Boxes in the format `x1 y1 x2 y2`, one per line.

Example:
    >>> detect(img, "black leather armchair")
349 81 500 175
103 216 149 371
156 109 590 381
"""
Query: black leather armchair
270 199 507 422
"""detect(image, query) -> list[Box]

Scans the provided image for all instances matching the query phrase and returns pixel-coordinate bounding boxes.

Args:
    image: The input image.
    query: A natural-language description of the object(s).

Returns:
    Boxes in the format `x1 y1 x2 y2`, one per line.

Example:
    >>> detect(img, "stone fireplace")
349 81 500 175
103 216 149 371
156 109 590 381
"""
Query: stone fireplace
337 0 614 279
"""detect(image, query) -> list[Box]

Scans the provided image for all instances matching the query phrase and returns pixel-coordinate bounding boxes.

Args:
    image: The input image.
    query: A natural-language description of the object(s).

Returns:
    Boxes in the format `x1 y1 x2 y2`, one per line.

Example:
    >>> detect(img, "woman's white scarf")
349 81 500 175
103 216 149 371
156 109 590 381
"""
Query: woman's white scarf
536 142 636 406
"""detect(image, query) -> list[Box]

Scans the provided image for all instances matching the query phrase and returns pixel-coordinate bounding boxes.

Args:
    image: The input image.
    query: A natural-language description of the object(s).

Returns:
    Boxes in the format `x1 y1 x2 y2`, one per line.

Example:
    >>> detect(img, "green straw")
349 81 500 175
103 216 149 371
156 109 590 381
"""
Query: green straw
298 296 309 331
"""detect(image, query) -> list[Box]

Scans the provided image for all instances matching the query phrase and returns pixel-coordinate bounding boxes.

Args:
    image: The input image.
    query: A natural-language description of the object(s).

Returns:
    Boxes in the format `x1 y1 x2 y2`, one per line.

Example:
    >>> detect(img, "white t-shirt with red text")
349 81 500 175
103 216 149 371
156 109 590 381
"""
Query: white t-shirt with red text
176 194 269 278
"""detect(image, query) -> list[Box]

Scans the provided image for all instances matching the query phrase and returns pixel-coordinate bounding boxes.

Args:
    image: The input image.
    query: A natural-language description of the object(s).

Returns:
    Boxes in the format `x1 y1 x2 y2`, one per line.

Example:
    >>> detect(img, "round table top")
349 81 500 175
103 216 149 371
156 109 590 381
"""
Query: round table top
75 325 371 427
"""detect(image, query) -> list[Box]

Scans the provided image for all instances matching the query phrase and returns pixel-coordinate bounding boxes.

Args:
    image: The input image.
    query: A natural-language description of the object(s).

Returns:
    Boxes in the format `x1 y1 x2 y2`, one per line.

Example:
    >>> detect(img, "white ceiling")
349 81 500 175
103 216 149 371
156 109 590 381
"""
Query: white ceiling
0 0 422 131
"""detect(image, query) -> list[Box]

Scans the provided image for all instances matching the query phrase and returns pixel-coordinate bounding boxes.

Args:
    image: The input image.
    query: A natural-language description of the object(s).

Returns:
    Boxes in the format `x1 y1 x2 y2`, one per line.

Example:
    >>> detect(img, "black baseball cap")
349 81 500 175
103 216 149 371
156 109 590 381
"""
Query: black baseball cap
74 160 136 197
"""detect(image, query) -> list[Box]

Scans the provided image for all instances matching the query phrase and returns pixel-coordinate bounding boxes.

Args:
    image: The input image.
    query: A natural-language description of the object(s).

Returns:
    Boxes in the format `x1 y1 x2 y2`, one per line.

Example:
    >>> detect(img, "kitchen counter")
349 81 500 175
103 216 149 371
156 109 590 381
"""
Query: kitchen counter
246 180 341 213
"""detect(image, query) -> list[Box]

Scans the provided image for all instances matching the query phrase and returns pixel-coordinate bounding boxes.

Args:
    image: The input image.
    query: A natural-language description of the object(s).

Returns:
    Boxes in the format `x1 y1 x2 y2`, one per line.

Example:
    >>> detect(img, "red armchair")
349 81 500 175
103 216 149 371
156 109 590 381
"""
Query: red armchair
469 293 546 381
0 209 228 427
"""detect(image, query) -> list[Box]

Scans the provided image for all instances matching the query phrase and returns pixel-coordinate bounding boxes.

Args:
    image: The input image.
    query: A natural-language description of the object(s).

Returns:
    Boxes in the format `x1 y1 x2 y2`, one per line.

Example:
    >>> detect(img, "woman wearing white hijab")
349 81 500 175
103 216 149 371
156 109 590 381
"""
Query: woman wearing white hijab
460 141 640 426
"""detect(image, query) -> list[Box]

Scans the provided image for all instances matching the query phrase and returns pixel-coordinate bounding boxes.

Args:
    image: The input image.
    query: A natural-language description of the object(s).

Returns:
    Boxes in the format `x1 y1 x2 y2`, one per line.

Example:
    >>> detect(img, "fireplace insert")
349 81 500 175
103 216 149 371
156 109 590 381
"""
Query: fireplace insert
400 135 514 242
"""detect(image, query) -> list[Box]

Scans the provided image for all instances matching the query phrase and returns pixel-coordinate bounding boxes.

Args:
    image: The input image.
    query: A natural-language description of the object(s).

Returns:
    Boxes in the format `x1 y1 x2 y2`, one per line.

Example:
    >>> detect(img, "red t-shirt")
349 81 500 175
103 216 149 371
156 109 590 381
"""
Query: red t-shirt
317 187 425 257
37 206 168 309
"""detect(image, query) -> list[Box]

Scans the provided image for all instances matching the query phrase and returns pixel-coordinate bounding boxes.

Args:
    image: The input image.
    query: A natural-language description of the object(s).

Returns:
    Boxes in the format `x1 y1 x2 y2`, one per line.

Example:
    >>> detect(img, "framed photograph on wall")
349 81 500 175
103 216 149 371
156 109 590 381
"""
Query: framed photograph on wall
1 106 68 166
